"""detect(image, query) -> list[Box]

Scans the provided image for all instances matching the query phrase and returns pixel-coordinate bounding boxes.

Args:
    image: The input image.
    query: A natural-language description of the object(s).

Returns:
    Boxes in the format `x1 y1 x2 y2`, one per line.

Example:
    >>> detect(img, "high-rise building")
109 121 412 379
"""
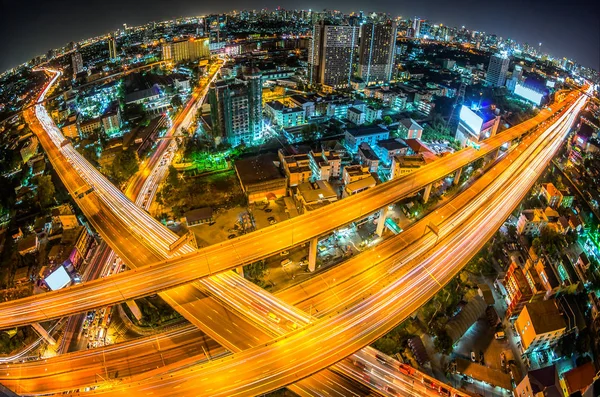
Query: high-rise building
308 22 359 89
209 74 262 147
506 64 523 92
358 21 397 85
486 53 510 87
412 17 421 38
162 37 210 62
71 52 84 76
108 37 118 60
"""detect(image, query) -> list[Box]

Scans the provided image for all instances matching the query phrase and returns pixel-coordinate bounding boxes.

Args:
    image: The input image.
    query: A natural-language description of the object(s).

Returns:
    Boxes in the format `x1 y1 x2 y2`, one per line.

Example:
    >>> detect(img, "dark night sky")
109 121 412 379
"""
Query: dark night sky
1 0 598 73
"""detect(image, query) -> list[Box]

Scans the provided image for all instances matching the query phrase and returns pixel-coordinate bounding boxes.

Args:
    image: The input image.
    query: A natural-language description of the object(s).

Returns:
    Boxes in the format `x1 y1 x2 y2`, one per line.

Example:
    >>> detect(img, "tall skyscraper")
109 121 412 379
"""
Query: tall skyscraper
71 52 84 77
108 36 118 60
209 74 263 147
308 22 359 89
412 17 421 38
358 21 397 85
506 65 523 92
486 54 510 87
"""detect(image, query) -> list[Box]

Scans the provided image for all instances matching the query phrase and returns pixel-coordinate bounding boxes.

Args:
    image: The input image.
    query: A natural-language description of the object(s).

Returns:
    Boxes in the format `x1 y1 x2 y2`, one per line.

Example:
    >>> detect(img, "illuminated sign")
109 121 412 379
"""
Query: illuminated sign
459 105 484 134
514 83 543 106
45 265 71 291
546 80 556 88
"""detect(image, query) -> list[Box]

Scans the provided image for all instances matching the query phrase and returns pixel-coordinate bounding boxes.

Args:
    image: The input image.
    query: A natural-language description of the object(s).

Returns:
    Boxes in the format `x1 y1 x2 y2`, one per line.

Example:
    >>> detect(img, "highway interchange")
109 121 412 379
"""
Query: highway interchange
0 60 589 396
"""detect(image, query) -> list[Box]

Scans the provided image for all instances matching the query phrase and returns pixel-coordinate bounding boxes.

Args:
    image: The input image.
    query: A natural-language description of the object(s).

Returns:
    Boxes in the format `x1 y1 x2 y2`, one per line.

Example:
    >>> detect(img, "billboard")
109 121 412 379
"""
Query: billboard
45 265 71 291
514 83 543 106
459 105 484 134
546 80 556 88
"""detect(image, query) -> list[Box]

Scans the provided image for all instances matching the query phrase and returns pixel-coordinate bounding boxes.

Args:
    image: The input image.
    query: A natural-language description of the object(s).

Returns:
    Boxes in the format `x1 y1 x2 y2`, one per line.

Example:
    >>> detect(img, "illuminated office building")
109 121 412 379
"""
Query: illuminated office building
358 22 397 85
108 36 118 60
209 72 263 147
71 52 83 76
308 22 359 89
486 53 510 87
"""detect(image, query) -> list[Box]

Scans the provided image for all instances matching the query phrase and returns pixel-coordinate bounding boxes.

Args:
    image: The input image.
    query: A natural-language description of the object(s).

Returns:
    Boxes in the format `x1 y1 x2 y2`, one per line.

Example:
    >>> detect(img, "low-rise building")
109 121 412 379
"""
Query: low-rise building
295 180 338 212
539 183 563 209
79 118 102 137
308 149 341 181
346 107 365 125
185 207 214 226
342 165 375 197
344 125 389 153
502 262 544 319
398 118 423 140
289 95 315 120
365 106 382 124
97 145 123 169
514 365 562 397
61 120 79 139
391 152 437 179
517 208 548 235
101 102 121 137
344 175 376 197
18 234 39 256
265 101 305 127
563 361 596 396
235 154 287 203
279 151 312 187
455 105 501 148
514 299 566 354
375 138 409 166
358 142 380 173
20 136 39 163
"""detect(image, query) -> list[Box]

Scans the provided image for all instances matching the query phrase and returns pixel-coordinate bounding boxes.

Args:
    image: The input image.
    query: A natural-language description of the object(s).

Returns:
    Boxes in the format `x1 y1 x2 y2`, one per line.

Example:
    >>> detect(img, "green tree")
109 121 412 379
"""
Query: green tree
111 150 139 184
167 165 179 186
382 115 393 126
171 94 183 108
244 260 268 286
433 329 453 355
36 175 55 208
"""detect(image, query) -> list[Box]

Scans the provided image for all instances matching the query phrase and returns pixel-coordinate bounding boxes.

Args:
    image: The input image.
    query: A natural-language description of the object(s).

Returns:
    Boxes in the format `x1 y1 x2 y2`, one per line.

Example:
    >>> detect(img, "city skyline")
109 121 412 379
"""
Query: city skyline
1 0 598 73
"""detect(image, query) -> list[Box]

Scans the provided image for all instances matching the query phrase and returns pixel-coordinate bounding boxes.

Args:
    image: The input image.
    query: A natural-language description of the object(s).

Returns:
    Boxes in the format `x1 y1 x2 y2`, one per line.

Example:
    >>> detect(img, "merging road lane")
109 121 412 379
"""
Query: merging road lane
63 88 587 396
0 88 581 330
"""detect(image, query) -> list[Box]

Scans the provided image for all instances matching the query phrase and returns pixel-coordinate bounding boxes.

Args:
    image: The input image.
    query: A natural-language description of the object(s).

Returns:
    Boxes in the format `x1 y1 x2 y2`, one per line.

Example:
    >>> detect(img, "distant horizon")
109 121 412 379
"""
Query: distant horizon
1 0 598 74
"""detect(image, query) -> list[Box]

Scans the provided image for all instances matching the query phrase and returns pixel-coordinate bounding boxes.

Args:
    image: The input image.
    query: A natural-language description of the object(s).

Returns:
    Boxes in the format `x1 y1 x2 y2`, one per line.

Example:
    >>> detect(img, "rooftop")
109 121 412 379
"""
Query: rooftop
345 125 389 138
235 154 285 186
399 118 423 131
523 300 566 334
377 138 408 151
185 207 213 223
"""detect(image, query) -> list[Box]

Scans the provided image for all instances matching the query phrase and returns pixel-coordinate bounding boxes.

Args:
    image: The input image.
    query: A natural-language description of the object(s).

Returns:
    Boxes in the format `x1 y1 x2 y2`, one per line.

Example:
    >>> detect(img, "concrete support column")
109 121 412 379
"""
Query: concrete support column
236 266 244 277
453 168 462 186
375 207 389 237
308 237 318 272
422 183 433 204
32 322 56 345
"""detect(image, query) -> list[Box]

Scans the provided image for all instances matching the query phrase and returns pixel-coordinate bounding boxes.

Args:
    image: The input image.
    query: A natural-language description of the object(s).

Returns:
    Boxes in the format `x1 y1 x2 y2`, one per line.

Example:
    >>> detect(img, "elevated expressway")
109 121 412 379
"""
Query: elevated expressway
1 87 587 395
0 86 582 328
66 84 588 396
14 67 385 396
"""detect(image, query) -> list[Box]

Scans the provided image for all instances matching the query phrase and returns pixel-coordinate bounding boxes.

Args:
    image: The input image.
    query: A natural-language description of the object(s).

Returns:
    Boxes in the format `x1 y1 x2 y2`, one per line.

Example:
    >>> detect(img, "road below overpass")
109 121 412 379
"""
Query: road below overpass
64 87 587 397
2 86 586 396
0 90 581 330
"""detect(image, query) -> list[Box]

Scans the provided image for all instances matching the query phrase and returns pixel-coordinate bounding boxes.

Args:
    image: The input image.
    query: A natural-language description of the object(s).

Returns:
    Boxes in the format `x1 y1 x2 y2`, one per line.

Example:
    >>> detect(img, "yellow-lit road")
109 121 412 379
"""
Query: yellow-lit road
0 87 581 329
1 87 586 396
62 87 587 396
